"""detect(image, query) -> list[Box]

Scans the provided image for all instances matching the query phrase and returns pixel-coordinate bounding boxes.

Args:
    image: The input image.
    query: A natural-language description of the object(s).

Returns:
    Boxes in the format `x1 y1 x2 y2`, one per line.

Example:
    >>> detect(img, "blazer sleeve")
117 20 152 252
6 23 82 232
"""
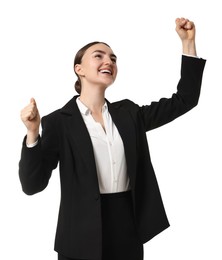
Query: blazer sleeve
139 55 206 131
19 113 59 195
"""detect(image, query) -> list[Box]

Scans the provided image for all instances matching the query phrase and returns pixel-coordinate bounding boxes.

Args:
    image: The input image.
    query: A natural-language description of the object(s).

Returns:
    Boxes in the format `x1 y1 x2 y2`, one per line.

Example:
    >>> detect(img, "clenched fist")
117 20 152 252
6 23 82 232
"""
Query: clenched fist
20 98 40 144
175 17 195 41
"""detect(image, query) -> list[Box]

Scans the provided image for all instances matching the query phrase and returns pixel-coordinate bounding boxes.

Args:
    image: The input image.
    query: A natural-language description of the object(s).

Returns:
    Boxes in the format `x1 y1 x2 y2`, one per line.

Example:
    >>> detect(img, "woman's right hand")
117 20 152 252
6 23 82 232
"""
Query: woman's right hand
20 98 40 144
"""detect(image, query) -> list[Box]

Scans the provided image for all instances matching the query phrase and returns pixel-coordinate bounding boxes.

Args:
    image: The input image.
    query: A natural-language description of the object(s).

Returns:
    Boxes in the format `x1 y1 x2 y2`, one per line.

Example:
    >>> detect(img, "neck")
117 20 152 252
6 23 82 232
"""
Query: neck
79 87 106 114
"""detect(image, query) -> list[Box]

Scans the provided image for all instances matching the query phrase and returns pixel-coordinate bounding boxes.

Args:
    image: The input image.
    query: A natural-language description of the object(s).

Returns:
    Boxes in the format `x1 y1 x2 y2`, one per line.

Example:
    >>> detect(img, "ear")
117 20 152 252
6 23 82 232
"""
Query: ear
74 64 84 76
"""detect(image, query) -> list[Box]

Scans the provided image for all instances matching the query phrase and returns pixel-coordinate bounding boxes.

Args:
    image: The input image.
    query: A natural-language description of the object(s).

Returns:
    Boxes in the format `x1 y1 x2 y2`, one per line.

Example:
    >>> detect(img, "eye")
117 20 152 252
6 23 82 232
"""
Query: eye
111 57 117 63
94 54 103 59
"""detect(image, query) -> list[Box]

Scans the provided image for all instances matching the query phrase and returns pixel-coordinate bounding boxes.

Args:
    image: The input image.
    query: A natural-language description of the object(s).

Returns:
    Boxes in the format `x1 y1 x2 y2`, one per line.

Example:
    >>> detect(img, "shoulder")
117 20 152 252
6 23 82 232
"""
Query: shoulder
41 95 78 123
41 109 61 130
42 108 60 119
110 99 140 111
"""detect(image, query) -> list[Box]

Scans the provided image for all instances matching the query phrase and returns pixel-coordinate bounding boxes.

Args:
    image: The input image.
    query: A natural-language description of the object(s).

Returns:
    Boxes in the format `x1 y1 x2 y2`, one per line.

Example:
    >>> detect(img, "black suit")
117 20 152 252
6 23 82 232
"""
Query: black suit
19 56 206 259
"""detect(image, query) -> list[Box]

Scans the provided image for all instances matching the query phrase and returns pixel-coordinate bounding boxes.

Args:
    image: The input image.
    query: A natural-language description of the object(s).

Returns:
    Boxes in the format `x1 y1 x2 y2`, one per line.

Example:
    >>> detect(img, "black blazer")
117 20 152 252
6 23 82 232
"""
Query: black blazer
19 56 206 259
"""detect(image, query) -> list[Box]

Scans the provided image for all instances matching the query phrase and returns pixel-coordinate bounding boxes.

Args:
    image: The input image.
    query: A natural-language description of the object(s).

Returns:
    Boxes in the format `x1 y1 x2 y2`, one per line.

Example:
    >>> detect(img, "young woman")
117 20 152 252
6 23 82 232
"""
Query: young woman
19 18 206 260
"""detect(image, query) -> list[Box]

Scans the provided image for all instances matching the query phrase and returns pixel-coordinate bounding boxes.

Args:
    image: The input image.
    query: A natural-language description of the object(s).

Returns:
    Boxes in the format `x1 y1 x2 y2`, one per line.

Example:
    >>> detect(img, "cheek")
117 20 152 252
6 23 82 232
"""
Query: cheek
88 61 100 72
83 63 98 77
114 67 118 78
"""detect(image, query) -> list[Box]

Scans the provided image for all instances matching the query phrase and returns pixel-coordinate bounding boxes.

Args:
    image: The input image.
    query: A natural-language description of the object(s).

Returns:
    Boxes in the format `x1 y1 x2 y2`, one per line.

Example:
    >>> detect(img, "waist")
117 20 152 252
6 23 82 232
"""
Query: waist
100 190 131 200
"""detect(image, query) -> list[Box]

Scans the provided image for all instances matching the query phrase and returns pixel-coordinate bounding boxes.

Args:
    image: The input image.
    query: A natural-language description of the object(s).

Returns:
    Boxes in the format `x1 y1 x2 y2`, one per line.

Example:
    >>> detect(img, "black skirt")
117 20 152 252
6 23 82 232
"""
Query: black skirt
58 191 143 260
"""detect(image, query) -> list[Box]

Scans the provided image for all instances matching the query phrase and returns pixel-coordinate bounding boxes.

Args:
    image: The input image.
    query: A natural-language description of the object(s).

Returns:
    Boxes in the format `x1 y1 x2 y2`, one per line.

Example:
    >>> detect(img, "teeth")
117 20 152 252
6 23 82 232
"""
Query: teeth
100 69 111 74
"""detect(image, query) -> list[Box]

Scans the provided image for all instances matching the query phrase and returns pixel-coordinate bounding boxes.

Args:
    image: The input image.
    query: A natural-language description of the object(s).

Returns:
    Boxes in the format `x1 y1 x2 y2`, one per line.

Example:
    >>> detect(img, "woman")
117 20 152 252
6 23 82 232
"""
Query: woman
19 18 206 260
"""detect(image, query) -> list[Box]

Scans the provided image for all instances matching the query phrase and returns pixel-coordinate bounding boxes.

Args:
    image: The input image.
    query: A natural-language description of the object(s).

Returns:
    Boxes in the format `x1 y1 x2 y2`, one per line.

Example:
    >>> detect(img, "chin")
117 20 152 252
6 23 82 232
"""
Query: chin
100 80 114 89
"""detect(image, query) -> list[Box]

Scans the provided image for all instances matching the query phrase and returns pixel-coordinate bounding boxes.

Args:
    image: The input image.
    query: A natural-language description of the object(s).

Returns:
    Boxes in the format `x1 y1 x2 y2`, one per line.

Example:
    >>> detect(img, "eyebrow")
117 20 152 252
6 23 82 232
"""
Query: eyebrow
92 50 117 59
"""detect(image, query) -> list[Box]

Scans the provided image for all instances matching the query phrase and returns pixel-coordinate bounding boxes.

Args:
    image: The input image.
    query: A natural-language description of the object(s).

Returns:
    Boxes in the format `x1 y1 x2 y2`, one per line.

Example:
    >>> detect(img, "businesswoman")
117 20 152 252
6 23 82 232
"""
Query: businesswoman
19 18 206 260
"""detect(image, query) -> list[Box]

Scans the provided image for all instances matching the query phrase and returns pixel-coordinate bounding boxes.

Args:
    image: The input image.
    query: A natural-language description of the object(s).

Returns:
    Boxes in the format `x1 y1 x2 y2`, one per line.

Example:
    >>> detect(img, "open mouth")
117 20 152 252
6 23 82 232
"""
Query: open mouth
99 69 112 75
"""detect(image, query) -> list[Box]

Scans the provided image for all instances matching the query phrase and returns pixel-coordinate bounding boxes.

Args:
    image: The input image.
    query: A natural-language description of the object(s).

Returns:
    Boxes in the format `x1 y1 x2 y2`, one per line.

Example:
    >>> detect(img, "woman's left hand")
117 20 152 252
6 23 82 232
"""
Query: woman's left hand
175 17 195 41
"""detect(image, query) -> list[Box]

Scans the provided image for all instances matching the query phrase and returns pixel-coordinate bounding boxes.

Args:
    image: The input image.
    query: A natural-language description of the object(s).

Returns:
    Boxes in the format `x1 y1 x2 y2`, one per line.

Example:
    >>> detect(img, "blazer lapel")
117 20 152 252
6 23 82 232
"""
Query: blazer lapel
60 96 98 183
108 101 137 188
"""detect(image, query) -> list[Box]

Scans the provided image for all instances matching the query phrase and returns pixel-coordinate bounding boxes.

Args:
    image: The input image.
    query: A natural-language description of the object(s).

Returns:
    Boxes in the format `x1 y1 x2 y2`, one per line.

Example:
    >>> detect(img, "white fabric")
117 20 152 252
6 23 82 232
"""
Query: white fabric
76 98 130 194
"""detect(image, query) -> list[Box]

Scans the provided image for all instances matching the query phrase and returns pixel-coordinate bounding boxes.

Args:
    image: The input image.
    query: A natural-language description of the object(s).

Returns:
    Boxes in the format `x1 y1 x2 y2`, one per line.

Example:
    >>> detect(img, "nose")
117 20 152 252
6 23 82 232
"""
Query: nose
104 56 112 65
104 53 116 65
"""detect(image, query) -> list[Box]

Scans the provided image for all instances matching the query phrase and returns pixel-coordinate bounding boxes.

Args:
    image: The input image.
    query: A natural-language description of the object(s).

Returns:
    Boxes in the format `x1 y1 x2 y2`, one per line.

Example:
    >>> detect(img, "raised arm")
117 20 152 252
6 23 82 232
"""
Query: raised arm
19 99 59 195
138 18 206 131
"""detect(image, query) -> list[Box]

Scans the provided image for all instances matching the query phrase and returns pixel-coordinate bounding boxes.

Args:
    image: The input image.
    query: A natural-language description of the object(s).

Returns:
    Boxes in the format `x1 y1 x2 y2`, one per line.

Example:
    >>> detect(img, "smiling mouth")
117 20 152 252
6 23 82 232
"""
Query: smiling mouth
99 69 112 75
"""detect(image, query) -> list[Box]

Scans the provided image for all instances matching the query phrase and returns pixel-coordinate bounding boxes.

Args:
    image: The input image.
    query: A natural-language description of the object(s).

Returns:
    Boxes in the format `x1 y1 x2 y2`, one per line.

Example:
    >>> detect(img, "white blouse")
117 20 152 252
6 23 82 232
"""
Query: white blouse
76 98 130 194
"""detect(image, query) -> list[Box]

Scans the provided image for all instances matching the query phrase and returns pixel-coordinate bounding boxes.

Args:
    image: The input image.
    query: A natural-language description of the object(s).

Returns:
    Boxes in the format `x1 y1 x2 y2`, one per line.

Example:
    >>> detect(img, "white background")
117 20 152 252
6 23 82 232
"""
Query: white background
0 0 221 259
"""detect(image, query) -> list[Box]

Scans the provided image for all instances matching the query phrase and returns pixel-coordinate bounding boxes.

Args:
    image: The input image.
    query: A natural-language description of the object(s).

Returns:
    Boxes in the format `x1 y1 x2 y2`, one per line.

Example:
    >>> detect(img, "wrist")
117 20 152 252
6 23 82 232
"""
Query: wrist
182 39 197 56
26 130 39 145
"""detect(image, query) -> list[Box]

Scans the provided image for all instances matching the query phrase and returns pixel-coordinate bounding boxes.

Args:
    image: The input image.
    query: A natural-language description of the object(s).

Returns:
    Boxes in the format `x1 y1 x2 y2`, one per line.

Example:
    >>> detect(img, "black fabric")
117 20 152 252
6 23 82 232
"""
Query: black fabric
58 254 82 260
58 191 143 260
101 191 143 260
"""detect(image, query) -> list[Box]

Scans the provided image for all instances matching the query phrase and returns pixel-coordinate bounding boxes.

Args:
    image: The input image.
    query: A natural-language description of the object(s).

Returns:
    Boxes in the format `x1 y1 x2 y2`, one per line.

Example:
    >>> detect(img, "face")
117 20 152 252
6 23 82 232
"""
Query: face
75 43 118 90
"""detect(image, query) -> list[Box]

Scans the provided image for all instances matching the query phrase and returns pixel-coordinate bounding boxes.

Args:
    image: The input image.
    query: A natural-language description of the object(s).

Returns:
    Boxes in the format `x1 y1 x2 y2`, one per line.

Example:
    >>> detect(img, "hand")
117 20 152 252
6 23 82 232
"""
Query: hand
20 98 40 143
175 17 195 41
175 17 197 56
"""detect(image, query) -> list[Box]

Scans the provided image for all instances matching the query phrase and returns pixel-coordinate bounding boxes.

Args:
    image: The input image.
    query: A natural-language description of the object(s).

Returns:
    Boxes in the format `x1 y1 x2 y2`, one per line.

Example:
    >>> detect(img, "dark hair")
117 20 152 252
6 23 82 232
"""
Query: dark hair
73 41 110 94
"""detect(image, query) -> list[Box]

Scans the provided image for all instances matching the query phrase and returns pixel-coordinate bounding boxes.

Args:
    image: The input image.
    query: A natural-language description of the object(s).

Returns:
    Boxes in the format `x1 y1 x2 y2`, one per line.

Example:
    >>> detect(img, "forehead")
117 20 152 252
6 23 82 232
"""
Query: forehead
84 43 115 56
